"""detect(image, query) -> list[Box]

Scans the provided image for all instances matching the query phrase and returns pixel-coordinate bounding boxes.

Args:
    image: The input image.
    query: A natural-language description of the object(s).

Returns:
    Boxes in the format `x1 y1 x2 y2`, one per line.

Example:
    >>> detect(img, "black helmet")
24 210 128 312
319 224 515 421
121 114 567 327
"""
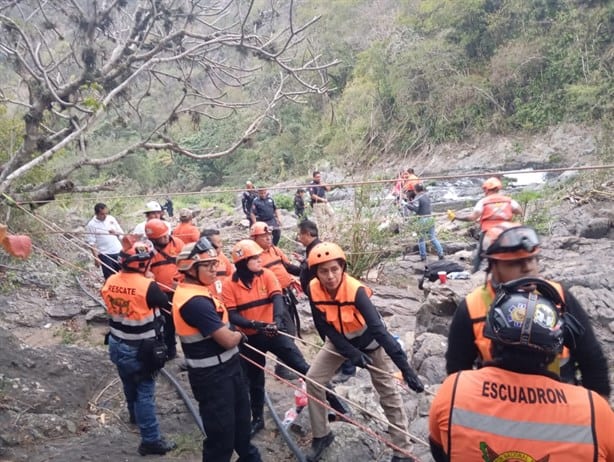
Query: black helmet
484 280 564 356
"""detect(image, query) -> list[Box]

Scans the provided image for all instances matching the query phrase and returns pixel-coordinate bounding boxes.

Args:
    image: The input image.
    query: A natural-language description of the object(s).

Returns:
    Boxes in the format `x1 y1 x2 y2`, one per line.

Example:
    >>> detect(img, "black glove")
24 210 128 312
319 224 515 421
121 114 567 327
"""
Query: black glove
252 321 279 337
351 351 373 369
238 331 249 345
403 369 425 393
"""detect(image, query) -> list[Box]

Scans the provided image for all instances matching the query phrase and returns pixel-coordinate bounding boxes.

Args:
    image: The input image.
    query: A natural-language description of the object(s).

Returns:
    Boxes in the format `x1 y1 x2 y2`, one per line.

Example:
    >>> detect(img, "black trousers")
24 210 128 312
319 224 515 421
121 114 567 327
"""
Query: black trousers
161 292 176 356
240 333 309 419
188 356 261 462
271 228 281 246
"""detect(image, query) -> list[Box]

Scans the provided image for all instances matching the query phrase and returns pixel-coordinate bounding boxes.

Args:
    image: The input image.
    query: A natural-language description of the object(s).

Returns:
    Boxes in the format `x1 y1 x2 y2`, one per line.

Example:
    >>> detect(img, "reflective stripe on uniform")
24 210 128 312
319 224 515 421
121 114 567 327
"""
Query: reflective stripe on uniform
185 346 238 368
452 407 594 444
109 327 156 341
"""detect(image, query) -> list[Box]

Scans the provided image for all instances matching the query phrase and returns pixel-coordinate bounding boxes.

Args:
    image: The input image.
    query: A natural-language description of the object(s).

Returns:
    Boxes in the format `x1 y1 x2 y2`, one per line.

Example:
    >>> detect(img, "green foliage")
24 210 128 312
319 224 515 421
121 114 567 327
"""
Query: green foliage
273 193 293 212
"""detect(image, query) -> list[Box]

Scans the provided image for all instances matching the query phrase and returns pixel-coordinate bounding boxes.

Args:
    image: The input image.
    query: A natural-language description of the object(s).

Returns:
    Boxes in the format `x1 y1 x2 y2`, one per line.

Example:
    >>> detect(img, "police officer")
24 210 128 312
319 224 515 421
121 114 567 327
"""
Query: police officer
305 242 424 462
173 238 261 462
101 240 176 456
445 223 610 398
250 187 282 245
430 280 614 461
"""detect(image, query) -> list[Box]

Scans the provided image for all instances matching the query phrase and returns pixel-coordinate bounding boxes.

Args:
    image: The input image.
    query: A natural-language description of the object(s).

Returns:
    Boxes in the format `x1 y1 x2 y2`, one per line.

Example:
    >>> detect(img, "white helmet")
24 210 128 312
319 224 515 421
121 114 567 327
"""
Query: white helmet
144 201 162 213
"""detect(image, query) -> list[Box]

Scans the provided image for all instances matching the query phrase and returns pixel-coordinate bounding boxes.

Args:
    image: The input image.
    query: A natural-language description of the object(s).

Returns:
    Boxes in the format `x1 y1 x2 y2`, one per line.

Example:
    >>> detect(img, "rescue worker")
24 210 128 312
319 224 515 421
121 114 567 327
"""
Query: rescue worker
242 181 258 225
250 187 282 246
295 220 356 384
222 239 347 437
445 223 610 398
133 200 170 237
85 202 124 279
173 238 262 462
145 218 185 360
448 177 523 272
250 221 302 379
172 208 199 244
430 282 614 462
101 240 176 456
403 168 420 201
200 228 233 298
305 242 424 462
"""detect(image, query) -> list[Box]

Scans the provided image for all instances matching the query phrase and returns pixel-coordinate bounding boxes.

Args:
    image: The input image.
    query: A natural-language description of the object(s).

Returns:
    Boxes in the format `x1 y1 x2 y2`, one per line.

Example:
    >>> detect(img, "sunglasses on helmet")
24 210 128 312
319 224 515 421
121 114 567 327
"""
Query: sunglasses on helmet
187 237 216 260
486 227 540 256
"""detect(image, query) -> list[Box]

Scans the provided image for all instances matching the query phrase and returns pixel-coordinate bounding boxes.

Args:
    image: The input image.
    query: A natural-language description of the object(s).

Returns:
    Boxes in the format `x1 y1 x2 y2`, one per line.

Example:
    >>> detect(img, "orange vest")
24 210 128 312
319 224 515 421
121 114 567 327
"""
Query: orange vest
101 271 158 341
207 251 233 297
429 367 613 461
261 246 294 288
309 275 375 341
466 280 570 375
173 282 238 367
150 236 184 292
479 194 514 231
221 268 281 335
172 222 200 244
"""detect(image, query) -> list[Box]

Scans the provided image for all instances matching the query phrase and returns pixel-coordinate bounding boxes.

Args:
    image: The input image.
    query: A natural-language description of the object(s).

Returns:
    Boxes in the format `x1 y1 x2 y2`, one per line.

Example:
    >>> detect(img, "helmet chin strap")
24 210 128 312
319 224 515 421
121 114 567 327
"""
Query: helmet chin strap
519 292 538 346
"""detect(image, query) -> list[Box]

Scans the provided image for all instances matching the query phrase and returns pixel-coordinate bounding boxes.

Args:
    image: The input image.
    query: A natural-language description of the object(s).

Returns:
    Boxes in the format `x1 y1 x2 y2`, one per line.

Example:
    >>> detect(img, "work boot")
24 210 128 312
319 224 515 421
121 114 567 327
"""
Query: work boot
250 417 264 437
306 432 334 462
138 439 177 456
275 363 298 380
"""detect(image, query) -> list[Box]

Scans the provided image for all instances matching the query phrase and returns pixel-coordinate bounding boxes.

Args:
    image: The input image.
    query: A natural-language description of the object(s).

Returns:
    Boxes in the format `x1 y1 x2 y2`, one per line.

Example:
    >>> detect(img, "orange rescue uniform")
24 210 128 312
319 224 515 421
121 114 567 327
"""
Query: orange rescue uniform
172 222 200 244
149 236 185 293
101 272 158 341
429 367 614 462
221 268 281 336
260 246 295 289
479 194 514 231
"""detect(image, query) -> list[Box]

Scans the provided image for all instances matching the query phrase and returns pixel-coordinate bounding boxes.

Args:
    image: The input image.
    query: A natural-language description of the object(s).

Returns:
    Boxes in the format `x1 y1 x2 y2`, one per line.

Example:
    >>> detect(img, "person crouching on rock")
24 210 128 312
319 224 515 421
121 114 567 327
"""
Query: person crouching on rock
173 238 262 462
304 242 424 462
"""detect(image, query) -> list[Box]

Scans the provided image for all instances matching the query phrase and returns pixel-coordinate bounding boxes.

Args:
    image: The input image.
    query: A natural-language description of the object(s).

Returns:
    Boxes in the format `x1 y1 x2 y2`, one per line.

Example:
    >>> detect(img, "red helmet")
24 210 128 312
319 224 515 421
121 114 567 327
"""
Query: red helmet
250 221 271 237
307 242 346 268
231 239 263 263
482 224 540 261
120 240 155 271
482 177 502 192
144 219 168 240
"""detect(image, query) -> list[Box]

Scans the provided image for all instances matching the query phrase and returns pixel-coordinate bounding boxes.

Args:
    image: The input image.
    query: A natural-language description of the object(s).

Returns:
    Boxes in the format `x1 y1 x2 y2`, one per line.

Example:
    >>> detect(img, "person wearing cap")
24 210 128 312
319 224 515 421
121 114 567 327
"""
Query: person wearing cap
172 208 199 244
173 238 262 462
448 177 523 272
445 223 610 398
250 187 282 246
145 218 185 360
85 202 124 279
133 201 170 237
430 279 614 462
304 242 424 462
201 228 234 298
405 183 445 262
242 181 258 225
101 240 176 456
221 239 348 438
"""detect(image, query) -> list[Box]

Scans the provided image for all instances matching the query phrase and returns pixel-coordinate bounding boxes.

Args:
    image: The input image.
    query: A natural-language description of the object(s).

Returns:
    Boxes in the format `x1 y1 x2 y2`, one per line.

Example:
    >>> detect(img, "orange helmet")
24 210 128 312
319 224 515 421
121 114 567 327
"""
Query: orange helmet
144 218 168 240
307 242 346 268
482 223 540 261
250 221 271 237
482 177 503 192
176 237 217 272
120 240 155 271
231 239 263 263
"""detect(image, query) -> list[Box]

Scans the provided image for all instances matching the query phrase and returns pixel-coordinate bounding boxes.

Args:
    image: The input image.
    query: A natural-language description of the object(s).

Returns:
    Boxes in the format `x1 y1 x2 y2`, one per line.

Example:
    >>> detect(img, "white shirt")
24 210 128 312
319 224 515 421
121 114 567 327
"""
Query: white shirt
85 215 123 255
132 220 170 237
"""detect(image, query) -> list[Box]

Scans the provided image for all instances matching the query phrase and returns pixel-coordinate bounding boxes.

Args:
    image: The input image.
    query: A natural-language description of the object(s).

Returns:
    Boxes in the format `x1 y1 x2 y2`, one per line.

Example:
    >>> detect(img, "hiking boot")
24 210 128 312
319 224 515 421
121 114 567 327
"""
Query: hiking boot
138 439 177 456
275 363 298 380
250 417 264 437
306 432 334 462
331 371 354 384
438 255 445 260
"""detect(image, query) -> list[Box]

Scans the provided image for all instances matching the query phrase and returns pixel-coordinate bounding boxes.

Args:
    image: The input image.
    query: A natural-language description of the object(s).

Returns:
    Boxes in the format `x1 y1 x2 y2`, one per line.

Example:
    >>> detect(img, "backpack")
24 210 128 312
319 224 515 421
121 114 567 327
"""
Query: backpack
418 259 465 289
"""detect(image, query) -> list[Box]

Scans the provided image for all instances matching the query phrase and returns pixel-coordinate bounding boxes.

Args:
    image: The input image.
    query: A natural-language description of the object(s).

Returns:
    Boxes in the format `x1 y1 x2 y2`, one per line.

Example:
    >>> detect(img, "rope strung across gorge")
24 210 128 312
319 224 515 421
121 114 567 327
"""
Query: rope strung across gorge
11 197 430 452
8 163 614 204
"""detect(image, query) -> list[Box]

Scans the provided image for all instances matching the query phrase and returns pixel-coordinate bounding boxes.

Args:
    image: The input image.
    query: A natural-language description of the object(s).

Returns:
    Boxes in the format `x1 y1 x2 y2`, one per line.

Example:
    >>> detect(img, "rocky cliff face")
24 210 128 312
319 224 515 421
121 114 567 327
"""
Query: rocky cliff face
0 124 612 461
